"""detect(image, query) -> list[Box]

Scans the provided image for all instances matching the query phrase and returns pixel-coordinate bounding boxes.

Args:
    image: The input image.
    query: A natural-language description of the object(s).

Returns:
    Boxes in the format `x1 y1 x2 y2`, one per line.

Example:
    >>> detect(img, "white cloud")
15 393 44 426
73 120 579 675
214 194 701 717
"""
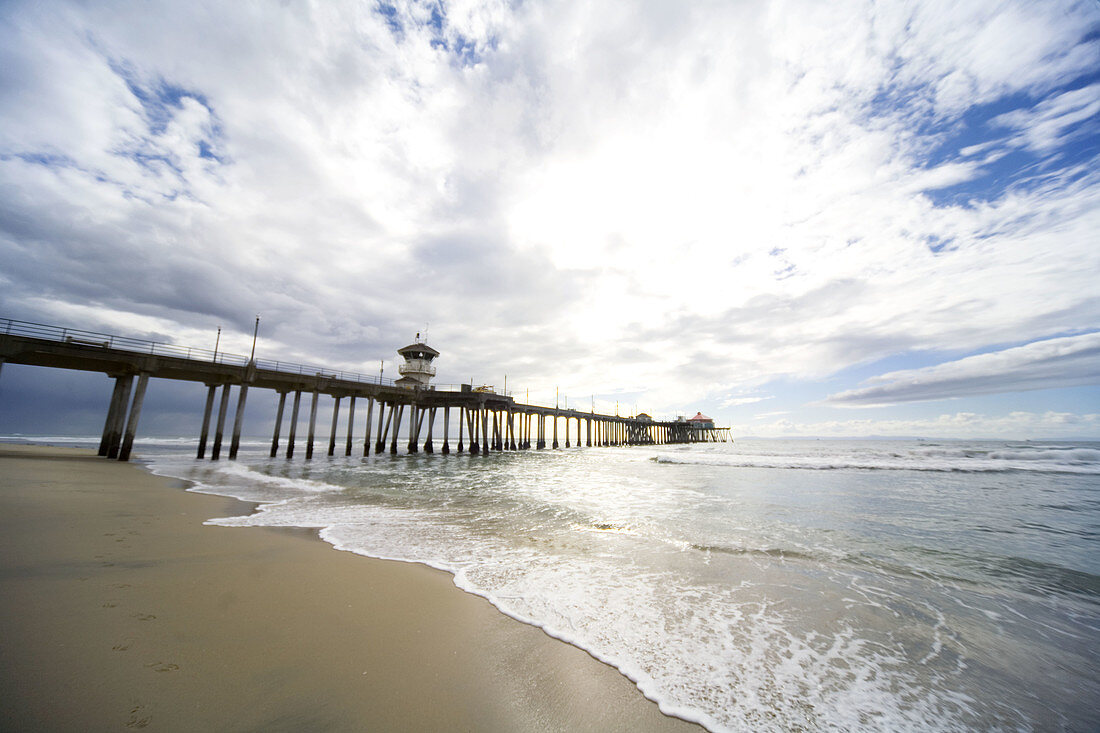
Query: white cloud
721 395 773 408
753 411 791 420
0 0 1097 421
992 83 1100 152
825 333 1100 407
734 410 1100 439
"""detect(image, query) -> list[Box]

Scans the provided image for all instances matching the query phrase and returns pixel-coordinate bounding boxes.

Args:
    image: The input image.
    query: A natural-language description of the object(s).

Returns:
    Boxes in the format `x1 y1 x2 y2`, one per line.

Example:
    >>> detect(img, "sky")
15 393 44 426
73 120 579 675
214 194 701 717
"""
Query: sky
1 0 1099 439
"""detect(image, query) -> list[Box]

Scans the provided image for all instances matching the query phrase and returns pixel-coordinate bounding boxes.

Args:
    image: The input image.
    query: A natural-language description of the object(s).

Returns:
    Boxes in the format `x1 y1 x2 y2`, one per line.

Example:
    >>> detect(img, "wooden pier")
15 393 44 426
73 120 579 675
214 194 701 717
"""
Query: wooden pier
0 319 731 461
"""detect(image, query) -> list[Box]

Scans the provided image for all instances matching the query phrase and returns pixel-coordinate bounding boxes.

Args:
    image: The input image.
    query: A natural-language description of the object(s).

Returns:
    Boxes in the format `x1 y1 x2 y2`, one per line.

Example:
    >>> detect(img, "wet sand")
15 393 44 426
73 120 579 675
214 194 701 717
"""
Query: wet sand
0 444 701 732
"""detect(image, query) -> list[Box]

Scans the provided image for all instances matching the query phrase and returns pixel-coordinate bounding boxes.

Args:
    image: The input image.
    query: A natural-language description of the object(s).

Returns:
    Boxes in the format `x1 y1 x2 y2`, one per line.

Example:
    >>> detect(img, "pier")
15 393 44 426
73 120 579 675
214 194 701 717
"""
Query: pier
0 318 731 461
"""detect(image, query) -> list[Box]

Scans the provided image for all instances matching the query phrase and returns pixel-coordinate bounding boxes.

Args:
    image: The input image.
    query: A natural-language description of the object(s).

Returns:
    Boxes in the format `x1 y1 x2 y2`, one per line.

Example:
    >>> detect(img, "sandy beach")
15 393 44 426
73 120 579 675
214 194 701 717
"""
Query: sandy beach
0 444 700 732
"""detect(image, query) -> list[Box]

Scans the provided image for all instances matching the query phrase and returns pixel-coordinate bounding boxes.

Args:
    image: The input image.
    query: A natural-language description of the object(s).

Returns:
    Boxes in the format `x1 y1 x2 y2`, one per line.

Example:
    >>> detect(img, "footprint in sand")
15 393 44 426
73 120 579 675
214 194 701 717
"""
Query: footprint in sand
112 642 130 652
102 602 118 608
109 583 132 590
130 613 156 621
125 705 150 728
144 662 179 673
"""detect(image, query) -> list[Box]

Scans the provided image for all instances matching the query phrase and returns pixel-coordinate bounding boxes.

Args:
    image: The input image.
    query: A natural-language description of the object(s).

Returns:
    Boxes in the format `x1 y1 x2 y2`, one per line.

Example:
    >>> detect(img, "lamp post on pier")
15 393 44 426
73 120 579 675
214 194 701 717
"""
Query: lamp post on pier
249 315 260 363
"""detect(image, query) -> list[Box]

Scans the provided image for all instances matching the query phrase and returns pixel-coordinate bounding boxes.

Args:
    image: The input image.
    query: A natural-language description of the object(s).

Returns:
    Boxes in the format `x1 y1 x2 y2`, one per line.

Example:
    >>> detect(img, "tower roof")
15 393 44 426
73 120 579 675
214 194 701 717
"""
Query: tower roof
687 412 712 422
397 342 439 358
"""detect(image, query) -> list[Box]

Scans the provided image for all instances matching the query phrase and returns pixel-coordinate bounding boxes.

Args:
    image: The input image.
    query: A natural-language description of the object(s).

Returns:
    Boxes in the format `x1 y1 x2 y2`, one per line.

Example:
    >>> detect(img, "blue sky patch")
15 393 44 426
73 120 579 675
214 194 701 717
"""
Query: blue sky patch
376 0 488 66
915 72 1100 208
376 2 403 38
106 58 227 168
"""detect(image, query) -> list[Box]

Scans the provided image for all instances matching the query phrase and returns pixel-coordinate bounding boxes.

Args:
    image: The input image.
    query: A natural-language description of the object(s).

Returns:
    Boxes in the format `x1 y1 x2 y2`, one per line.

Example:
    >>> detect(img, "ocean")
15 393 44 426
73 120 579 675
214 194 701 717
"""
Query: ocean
10 435 1099 731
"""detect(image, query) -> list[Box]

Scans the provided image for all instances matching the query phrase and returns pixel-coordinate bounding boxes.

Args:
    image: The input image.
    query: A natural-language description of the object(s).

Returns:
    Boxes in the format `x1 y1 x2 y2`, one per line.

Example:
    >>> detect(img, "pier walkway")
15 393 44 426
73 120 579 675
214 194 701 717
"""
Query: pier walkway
0 318 731 461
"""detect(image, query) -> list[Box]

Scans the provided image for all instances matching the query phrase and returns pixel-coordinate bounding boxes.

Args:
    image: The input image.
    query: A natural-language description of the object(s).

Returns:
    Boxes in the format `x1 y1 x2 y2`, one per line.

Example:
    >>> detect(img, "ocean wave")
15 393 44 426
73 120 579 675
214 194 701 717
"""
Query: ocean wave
987 448 1100 463
210 461 349 493
651 451 1100 474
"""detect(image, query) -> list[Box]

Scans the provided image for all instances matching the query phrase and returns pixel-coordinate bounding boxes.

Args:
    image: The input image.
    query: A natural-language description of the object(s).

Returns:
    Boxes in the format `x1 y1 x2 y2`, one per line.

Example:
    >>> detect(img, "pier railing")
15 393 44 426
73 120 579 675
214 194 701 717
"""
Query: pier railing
0 317 396 387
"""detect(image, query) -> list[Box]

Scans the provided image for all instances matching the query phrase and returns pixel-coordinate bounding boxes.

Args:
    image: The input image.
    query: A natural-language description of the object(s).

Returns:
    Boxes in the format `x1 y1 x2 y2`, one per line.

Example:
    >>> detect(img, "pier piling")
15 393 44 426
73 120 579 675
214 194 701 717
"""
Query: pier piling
271 391 287 458
229 384 248 459
363 397 374 457
211 385 232 460
306 390 319 460
424 407 436 453
101 375 133 457
442 406 450 454
328 396 341 457
286 391 301 459
117 373 149 462
196 384 216 459
391 404 404 454
345 396 356 456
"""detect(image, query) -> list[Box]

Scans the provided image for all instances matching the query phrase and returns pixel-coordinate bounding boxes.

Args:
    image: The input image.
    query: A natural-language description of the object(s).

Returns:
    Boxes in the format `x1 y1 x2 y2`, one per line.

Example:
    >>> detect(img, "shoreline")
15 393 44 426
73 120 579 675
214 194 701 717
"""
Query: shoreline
0 443 702 731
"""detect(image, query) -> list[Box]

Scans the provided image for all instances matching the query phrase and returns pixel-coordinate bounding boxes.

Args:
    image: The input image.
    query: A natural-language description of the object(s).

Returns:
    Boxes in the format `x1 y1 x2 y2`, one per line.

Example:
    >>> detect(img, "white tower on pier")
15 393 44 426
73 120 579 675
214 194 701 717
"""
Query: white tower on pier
396 334 439 389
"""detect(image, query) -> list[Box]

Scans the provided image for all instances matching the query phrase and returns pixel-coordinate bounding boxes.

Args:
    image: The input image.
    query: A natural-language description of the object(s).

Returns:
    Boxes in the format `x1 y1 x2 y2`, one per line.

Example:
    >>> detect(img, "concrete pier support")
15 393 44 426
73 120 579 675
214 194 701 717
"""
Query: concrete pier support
415 407 427 451
345 396 356 456
553 414 559 448
229 385 249 459
442 406 450 454
467 407 478 454
117 373 149 461
391 405 404 454
305 391 319 460
376 401 390 455
424 407 436 453
457 407 465 453
328 396 342 457
196 384 217 459
101 375 133 458
363 397 374 457
481 405 490 456
211 384 232 460
407 405 419 453
286 391 302 459
270 391 287 457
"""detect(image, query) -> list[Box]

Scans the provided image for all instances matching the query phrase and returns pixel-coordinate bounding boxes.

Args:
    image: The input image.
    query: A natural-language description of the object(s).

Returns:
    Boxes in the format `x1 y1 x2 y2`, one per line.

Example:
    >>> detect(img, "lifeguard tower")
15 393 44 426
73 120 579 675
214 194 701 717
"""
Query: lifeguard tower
396 335 439 389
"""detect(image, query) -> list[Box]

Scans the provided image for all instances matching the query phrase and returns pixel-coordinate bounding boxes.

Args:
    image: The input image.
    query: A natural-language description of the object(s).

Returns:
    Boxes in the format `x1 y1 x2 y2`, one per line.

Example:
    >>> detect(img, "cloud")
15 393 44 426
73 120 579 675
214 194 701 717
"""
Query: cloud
721 395 773 408
992 83 1100 153
732 410 1100 439
825 332 1100 407
753 411 790 420
0 0 1098 424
